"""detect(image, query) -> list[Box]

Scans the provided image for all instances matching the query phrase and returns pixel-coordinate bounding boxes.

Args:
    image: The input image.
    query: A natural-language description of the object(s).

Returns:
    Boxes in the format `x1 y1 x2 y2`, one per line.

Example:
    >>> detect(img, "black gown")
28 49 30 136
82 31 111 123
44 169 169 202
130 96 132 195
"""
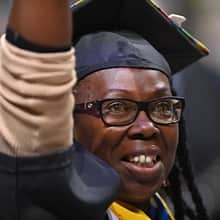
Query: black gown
0 142 120 220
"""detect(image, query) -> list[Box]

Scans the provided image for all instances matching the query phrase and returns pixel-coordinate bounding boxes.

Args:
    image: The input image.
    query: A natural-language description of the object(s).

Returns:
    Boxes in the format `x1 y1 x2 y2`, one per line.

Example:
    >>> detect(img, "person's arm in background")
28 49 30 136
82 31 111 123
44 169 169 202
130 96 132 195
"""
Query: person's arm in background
0 1 119 220
1 0 75 156
9 0 72 48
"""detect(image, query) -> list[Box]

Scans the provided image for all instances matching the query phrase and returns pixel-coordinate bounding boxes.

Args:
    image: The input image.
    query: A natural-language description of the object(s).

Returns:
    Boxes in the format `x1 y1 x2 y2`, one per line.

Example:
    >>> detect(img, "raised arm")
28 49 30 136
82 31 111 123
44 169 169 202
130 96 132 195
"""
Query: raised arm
8 0 72 48
0 1 119 220
0 0 76 156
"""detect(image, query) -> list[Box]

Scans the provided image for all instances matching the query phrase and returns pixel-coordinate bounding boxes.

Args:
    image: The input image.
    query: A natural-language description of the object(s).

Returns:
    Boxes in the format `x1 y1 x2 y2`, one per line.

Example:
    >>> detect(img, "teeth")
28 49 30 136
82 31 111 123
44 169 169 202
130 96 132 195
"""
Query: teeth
129 154 157 165
134 156 139 163
140 155 145 163
145 156 152 164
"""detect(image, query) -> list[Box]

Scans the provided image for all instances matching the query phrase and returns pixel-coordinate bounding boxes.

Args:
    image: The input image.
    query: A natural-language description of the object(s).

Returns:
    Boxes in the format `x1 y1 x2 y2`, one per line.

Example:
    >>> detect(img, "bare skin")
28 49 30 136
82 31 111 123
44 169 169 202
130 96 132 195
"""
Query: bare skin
8 0 72 47
74 68 179 210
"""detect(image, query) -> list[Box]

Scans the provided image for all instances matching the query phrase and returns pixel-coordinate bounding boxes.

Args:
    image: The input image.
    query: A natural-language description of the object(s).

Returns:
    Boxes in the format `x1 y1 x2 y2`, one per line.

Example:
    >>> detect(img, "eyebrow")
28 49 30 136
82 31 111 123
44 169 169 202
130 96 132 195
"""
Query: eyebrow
104 86 171 96
103 89 133 97
106 89 130 93
151 86 171 96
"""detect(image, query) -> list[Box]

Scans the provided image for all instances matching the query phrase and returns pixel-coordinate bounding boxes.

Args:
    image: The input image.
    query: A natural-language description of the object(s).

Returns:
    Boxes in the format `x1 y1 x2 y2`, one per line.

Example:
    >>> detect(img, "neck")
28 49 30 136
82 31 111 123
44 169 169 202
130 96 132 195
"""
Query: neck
116 199 150 212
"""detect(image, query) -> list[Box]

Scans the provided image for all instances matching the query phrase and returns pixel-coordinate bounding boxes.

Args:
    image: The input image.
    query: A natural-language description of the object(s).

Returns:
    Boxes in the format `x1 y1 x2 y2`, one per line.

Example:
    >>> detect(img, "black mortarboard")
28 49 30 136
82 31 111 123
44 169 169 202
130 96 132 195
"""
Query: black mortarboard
71 0 209 79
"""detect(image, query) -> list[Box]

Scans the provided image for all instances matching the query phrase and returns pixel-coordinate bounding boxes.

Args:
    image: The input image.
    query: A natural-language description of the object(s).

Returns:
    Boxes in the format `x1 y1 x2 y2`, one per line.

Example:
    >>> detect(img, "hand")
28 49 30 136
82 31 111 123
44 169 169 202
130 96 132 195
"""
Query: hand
8 0 72 47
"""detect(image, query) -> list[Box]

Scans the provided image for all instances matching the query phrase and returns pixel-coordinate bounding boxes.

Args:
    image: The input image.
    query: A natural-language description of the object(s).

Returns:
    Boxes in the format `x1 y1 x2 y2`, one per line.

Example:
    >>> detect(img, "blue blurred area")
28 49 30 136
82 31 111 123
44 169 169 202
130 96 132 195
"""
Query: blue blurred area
0 1 11 34
155 1 220 219
1 0 220 219
174 64 220 220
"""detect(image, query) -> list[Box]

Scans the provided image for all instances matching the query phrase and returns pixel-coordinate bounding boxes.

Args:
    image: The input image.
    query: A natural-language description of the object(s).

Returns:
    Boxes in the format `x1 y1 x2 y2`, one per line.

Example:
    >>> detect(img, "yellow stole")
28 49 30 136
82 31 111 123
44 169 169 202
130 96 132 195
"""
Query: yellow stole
110 193 175 220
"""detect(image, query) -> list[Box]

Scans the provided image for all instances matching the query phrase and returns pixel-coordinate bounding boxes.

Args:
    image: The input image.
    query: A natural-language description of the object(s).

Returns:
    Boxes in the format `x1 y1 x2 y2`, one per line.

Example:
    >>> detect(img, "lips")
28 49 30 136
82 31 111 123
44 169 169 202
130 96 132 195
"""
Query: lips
122 145 161 167
120 145 164 182
127 154 159 167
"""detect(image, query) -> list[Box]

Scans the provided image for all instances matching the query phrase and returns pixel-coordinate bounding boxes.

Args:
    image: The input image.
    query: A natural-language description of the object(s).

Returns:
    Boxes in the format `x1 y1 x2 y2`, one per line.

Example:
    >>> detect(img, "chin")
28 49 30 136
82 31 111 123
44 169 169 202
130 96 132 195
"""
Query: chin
119 181 162 206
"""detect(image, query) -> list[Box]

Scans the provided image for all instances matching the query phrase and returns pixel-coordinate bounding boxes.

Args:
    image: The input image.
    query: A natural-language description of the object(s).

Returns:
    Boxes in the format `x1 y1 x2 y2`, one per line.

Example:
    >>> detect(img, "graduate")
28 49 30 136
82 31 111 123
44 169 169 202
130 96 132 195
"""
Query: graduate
0 1 119 219
0 0 210 219
72 0 210 219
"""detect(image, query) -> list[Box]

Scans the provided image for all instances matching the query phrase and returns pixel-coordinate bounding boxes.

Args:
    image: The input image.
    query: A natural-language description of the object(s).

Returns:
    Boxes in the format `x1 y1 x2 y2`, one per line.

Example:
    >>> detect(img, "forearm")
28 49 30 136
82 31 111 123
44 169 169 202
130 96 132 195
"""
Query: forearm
0 0 76 156
8 0 72 48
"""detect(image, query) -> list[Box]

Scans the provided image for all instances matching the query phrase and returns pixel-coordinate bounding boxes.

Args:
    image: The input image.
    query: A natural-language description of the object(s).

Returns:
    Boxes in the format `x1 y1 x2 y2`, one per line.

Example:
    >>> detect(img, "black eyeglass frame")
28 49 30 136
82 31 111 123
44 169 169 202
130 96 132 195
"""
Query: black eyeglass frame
74 96 185 126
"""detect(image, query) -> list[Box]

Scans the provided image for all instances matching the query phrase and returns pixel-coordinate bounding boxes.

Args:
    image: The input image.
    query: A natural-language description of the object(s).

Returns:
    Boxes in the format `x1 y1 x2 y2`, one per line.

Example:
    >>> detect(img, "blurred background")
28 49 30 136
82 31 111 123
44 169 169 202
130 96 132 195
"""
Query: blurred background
155 1 220 220
1 0 219 219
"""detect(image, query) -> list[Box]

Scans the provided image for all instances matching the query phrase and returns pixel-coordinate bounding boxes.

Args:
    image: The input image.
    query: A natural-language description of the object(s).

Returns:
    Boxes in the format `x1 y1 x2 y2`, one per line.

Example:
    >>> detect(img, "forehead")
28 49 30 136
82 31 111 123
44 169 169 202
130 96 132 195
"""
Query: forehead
75 68 171 101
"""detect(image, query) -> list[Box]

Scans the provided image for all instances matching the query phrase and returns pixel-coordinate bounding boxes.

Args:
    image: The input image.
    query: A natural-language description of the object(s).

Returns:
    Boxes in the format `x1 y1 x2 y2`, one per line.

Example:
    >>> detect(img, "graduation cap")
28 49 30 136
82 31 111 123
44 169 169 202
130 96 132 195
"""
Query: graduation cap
71 0 209 79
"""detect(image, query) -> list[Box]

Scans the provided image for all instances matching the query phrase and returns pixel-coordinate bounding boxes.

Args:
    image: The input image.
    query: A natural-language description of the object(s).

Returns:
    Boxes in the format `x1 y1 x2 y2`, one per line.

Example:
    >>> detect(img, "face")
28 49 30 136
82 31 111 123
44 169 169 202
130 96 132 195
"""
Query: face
74 68 179 208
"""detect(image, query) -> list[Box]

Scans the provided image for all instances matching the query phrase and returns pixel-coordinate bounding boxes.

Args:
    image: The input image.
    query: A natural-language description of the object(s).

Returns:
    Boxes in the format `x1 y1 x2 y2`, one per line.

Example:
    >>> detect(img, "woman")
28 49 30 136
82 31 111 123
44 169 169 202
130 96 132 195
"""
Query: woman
0 0 210 220
72 0 210 219
0 0 119 219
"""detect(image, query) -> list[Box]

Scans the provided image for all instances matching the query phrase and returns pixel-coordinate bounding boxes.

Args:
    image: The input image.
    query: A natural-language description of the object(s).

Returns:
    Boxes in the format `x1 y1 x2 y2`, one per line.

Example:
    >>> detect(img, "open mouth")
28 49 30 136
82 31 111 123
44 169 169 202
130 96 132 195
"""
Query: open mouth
119 146 163 182
123 154 160 167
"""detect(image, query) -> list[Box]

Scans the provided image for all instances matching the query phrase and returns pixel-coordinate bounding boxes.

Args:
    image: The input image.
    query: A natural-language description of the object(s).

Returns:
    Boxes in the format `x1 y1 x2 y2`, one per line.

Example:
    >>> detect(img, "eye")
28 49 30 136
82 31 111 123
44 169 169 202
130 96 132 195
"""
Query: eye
106 101 129 113
102 100 136 117
152 101 173 117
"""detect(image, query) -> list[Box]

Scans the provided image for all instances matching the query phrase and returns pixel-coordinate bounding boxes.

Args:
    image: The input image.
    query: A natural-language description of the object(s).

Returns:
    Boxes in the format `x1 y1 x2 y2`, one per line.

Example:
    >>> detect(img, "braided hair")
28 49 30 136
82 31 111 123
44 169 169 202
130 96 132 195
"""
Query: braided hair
166 87 210 220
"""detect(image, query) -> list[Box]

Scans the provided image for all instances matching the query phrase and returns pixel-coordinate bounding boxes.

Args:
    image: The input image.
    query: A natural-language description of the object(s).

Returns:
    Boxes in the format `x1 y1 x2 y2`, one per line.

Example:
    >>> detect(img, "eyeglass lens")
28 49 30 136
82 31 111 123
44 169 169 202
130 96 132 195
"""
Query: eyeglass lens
101 98 183 125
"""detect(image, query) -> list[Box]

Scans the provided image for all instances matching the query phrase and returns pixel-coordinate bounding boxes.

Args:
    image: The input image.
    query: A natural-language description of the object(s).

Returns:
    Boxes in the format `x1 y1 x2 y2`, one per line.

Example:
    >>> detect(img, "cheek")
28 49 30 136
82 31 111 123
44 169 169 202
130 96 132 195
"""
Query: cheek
74 115 102 151
161 125 179 174
74 115 124 161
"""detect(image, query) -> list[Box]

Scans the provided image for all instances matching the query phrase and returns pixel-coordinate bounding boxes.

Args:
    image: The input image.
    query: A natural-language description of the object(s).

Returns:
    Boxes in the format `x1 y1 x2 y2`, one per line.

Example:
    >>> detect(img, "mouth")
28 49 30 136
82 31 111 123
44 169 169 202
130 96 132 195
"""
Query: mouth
125 154 160 167
120 148 164 182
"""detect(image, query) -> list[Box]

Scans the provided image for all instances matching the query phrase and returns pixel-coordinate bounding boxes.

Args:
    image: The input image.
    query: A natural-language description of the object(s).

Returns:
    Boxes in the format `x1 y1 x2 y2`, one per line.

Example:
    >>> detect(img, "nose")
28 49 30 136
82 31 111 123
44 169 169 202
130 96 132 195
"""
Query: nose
127 111 159 139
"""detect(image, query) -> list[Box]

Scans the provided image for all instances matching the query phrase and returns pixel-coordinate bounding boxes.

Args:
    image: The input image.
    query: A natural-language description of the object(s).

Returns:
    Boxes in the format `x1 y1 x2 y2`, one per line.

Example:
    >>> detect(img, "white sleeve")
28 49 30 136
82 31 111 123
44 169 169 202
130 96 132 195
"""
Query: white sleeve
0 35 76 156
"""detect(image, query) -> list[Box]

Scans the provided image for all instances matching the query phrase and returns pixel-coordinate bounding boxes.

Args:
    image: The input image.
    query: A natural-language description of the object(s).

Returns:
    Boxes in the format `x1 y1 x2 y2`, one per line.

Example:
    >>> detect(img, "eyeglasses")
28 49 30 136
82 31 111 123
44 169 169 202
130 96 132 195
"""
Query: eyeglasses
74 96 185 126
